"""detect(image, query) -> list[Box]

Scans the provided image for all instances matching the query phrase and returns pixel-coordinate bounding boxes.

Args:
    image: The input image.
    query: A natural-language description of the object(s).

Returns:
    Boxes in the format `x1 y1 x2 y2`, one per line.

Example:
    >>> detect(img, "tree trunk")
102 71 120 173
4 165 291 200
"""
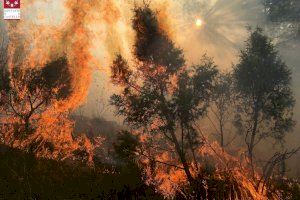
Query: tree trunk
248 102 259 177
24 116 30 134
219 118 224 149
158 86 198 193
169 129 194 183
186 126 199 171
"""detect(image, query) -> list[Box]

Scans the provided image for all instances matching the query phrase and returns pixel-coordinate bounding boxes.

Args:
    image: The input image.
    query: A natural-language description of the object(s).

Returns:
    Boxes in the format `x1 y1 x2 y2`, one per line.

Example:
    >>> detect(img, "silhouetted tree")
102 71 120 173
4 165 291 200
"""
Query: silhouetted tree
110 5 218 195
211 72 234 148
114 131 139 162
233 28 295 175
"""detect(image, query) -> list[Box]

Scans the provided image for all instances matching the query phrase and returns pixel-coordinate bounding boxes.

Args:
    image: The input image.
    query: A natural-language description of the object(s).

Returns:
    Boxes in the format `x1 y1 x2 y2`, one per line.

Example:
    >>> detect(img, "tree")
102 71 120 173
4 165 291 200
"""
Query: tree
211 72 235 148
233 28 295 175
110 5 218 195
114 130 139 162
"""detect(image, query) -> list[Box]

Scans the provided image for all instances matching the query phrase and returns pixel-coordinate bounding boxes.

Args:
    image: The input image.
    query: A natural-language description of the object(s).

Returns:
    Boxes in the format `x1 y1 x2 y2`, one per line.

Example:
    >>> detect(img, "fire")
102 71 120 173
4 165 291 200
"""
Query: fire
0 0 99 164
137 131 270 199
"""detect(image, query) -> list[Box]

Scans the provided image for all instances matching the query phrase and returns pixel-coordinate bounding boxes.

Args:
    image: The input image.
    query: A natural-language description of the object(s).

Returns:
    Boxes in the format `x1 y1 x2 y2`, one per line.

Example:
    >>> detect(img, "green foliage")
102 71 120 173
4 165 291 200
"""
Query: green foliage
12 57 72 101
234 28 295 143
39 57 72 100
111 6 217 134
110 4 188 130
174 56 218 125
213 73 234 111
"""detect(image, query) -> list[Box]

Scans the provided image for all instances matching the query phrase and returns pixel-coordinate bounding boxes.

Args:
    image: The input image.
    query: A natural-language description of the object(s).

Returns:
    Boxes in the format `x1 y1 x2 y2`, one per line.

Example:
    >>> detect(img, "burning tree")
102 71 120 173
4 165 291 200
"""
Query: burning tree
1 58 71 137
110 5 269 199
0 54 96 162
3 58 71 135
110 5 217 197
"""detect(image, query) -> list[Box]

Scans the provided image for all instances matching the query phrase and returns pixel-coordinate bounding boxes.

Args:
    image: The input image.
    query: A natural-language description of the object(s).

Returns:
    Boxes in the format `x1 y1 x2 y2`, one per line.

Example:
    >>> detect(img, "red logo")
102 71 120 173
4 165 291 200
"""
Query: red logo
4 0 20 9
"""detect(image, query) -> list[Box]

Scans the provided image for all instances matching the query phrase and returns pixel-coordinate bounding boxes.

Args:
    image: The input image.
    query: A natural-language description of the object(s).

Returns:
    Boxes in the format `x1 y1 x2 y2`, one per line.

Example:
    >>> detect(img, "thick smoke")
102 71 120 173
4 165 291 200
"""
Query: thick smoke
81 0 265 120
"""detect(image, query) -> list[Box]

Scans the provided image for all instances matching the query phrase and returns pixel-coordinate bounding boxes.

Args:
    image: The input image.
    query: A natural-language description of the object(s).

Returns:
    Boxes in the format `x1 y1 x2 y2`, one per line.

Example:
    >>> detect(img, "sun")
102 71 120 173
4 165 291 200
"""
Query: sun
195 18 203 27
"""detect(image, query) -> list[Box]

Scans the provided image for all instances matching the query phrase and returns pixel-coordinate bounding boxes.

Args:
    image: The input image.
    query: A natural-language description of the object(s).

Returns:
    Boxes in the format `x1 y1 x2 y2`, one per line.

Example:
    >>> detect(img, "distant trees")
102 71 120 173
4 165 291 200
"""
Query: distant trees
264 0 300 40
233 28 295 175
264 0 300 23
110 5 217 195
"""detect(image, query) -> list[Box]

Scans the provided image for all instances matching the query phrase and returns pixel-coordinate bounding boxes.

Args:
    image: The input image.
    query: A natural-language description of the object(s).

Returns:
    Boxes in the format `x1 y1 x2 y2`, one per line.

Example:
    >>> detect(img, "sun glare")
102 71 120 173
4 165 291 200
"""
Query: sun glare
195 18 203 27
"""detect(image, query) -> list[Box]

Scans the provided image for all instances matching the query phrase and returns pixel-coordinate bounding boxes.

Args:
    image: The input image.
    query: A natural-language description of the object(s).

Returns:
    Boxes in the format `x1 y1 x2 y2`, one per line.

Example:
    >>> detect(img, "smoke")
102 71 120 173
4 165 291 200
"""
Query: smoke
81 0 265 120
279 40 300 178
146 0 265 68
5 0 133 112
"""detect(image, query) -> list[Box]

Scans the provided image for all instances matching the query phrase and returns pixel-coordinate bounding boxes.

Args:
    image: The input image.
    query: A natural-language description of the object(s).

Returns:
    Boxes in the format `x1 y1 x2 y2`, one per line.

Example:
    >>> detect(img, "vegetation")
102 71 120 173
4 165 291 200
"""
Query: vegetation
0 144 162 199
109 5 299 199
233 28 295 176
1 57 71 135
211 72 234 148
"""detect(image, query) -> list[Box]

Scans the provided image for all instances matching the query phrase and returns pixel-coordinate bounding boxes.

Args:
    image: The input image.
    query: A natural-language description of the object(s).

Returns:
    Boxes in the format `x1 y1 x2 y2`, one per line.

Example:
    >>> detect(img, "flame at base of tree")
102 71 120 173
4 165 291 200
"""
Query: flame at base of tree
136 131 270 199
0 114 100 165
